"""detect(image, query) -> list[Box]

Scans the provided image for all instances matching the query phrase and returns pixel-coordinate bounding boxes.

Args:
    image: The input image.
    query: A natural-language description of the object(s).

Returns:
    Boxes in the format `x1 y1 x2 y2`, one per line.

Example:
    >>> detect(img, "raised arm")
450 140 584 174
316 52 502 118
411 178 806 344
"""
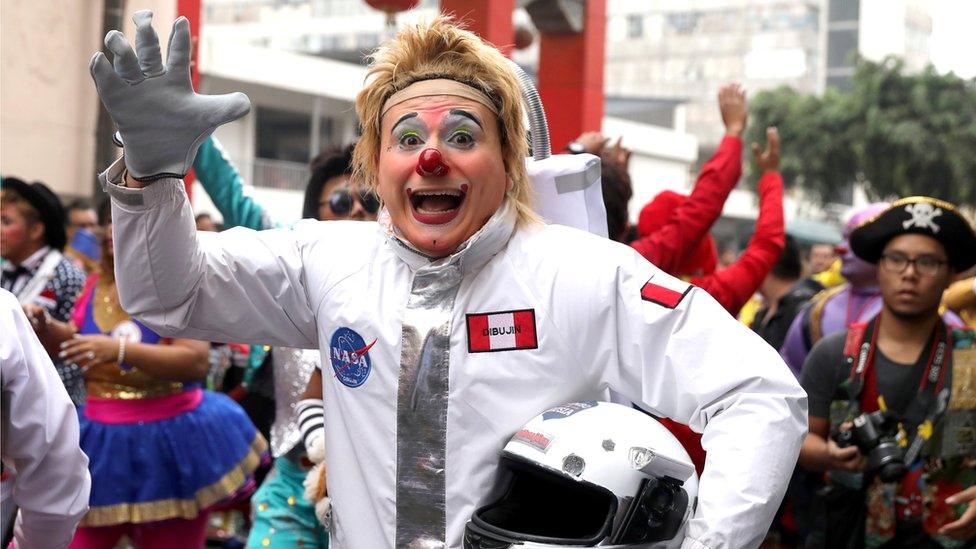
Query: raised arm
690 129 785 315
90 12 317 348
103 162 318 348
630 84 746 271
193 136 276 231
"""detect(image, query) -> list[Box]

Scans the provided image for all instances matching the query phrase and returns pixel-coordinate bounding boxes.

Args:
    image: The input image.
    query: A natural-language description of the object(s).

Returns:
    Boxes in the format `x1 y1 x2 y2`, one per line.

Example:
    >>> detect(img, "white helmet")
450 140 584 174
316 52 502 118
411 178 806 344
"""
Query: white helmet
463 401 698 548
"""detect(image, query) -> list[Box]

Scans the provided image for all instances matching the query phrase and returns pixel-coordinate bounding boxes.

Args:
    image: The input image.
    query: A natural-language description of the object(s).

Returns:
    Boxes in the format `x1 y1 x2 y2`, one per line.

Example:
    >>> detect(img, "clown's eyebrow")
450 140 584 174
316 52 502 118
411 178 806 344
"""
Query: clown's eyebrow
449 109 483 130
391 112 419 132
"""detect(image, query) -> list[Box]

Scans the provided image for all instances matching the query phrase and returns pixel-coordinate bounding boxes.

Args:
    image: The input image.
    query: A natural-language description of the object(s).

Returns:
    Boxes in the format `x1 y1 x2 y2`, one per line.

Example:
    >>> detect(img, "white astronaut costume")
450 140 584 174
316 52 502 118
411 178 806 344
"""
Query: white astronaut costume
0 289 91 548
101 153 806 548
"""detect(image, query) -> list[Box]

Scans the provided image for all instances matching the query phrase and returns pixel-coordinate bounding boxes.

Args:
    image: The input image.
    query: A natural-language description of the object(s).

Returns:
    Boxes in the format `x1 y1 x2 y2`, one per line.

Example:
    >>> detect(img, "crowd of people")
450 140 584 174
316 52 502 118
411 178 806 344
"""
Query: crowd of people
1 9 975 549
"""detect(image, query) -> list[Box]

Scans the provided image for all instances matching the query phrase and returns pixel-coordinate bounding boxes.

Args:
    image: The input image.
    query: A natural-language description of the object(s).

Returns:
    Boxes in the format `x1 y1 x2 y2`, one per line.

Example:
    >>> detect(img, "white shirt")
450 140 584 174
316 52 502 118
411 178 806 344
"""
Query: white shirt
103 160 807 549
0 289 90 549
0 247 51 296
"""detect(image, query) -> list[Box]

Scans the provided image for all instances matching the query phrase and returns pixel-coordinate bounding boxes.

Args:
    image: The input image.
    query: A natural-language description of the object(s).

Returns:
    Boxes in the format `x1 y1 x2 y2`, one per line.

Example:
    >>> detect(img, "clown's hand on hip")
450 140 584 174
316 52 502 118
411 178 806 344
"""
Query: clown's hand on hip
89 10 250 182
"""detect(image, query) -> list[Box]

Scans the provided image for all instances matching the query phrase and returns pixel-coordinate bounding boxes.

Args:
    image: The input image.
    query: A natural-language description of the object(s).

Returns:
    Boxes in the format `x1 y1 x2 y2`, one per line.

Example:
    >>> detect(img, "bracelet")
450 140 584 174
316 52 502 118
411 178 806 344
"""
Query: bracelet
117 337 130 371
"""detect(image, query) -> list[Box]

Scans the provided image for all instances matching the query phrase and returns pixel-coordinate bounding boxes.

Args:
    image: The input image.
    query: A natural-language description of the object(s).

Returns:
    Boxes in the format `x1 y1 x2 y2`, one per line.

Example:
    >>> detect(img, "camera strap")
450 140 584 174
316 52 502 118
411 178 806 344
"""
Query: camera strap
844 315 953 465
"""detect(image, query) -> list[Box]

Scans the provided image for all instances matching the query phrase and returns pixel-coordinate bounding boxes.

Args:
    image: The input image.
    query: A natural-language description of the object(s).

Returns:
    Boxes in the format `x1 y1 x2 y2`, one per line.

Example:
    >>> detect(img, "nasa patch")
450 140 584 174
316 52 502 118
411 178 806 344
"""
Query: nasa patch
543 401 598 421
329 327 376 388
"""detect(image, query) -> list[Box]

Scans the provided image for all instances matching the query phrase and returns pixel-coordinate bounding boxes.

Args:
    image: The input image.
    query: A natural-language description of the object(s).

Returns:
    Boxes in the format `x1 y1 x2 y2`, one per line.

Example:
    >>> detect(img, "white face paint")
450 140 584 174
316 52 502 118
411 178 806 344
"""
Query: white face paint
377 95 508 258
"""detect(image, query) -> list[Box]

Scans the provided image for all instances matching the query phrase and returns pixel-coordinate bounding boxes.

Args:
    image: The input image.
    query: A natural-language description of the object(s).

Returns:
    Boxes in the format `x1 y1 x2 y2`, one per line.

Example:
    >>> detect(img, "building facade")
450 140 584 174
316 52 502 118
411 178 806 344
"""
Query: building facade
605 0 824 155
825 0 932 91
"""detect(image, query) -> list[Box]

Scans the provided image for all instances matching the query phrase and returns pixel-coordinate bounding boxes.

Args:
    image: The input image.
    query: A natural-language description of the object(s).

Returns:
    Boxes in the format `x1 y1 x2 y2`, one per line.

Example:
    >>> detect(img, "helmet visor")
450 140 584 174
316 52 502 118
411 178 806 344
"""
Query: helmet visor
467 456 617 546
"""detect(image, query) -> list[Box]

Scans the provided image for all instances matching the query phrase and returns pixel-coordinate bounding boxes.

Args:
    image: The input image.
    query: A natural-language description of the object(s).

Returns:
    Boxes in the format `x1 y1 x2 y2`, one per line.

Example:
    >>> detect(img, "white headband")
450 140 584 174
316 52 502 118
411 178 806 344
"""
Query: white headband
380 79 499 119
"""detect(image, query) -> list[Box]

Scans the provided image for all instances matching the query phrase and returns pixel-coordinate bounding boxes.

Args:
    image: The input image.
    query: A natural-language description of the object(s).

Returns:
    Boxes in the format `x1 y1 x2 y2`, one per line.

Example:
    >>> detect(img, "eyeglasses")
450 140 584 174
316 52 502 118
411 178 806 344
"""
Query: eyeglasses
326 188 380 216
879 253 948 277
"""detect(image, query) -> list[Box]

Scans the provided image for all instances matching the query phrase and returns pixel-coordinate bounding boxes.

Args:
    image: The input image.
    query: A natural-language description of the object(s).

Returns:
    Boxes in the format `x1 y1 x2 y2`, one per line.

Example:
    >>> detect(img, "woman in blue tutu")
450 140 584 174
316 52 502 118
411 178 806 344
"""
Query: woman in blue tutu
33 200 267 548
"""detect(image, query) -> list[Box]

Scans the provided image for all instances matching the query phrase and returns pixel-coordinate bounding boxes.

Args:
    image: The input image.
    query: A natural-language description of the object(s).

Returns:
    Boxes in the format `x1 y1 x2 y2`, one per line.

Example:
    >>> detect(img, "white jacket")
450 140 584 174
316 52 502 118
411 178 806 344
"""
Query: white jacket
102 159 806 549
0 289 91 549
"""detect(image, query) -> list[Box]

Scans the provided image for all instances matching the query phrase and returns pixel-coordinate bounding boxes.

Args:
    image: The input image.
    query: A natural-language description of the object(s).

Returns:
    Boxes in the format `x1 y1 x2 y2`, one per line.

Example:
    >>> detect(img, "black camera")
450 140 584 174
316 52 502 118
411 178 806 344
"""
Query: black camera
832 410 907 482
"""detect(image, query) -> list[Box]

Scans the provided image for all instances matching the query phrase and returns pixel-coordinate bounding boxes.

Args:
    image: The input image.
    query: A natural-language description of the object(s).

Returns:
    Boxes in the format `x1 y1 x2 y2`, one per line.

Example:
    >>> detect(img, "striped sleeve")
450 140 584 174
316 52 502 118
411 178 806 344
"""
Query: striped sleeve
296 398 324 451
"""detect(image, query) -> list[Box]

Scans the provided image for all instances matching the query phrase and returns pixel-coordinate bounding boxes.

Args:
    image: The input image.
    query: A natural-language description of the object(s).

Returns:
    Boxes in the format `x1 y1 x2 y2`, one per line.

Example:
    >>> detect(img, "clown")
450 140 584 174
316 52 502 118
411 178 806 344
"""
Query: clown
91 12 807 548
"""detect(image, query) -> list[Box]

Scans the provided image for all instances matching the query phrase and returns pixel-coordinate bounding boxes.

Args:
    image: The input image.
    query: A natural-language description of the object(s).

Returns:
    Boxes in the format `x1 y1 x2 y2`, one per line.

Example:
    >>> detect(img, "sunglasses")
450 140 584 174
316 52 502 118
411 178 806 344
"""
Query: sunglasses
327 188 380 216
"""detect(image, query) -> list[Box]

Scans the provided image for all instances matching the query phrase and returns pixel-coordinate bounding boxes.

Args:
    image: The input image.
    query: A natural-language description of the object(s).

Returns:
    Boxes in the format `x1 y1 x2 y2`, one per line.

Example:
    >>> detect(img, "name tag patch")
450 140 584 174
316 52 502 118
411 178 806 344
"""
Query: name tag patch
466 309 538 353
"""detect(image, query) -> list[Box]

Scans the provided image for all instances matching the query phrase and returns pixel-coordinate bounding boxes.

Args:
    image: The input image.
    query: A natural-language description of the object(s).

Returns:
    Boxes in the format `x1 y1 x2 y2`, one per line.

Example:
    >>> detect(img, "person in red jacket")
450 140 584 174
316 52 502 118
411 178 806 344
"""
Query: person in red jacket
629 86 786 475
631 115 785 315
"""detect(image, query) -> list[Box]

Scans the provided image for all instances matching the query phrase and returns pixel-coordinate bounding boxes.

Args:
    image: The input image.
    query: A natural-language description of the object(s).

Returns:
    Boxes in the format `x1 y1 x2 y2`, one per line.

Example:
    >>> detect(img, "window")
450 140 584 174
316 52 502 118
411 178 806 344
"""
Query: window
826 74 853 92
318 117 336 151
255 107 311 163
626 14 643 39
667 12 701 34
828 0 859 23
827 28 858 69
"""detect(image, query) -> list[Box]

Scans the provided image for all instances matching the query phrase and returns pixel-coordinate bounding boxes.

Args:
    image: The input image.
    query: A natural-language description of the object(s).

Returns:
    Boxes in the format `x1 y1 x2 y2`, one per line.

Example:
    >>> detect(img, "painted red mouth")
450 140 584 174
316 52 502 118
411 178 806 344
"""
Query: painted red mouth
408 185 468 225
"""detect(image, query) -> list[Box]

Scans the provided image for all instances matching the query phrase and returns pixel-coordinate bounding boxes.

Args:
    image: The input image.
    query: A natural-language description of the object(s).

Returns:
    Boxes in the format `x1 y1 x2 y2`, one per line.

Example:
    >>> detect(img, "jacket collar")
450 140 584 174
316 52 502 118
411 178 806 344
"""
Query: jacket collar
380 200 516 276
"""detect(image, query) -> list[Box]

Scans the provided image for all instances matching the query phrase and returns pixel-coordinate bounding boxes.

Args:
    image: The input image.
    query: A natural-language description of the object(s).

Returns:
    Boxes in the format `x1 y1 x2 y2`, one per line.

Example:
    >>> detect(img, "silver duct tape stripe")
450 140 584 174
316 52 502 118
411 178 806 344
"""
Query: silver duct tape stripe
553 156 601 194
396 263 463 548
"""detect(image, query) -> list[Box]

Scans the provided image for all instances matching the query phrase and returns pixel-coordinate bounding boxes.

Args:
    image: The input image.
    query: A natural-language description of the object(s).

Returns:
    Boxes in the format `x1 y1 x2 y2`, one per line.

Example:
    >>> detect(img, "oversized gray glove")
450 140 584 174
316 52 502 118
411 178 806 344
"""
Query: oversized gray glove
90 11 250 181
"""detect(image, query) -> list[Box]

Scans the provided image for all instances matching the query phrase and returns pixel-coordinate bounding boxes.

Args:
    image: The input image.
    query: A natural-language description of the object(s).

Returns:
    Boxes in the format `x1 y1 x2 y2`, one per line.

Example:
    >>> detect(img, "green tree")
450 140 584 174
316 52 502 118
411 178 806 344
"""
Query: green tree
746 58 976 206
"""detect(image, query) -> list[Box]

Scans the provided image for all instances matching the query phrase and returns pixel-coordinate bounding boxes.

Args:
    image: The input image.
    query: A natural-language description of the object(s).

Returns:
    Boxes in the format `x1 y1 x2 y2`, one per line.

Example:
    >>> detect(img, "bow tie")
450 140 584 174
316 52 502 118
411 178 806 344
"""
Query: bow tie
0 264 32 290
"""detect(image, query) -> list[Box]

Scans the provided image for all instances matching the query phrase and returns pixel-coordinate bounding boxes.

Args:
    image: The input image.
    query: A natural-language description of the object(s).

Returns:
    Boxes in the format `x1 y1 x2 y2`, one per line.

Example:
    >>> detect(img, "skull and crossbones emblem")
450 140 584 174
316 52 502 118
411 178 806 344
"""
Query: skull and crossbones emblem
902 203 942 233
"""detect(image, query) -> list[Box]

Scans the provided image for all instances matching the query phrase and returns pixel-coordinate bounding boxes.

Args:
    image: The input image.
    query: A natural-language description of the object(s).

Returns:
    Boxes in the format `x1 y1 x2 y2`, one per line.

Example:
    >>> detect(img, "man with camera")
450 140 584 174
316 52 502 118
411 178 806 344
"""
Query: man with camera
798 196 976 548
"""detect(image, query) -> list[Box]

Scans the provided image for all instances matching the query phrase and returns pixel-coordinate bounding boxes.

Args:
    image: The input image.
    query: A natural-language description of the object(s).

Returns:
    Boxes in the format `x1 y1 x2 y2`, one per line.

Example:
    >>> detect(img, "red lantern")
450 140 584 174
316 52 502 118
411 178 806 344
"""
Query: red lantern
363 0 419 14
364 0 419 30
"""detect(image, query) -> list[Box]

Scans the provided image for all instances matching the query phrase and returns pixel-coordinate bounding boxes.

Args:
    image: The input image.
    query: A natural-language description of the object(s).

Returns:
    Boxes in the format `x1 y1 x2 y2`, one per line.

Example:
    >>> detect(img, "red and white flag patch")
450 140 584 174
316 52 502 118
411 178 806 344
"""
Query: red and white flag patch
466 309 538 353
640 276 691 309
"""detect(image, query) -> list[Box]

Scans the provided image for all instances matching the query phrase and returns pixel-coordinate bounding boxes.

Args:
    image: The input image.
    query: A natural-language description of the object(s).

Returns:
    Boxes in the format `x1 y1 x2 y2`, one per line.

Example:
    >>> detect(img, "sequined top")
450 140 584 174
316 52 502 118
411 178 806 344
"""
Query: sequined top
75 275 184 400
270 346 321 457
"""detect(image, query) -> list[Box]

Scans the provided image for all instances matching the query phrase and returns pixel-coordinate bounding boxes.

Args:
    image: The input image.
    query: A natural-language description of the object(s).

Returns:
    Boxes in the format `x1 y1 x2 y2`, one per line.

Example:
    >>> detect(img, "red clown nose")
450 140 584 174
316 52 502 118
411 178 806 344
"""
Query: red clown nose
416 148 450 177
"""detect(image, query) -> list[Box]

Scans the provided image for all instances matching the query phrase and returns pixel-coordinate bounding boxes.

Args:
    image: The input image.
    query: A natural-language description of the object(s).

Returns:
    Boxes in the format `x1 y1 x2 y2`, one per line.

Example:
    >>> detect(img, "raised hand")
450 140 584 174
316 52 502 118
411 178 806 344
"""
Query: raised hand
89 11 250 181
609 136 632 170
719 83 747 137
752 127 781 173
575 131 610 155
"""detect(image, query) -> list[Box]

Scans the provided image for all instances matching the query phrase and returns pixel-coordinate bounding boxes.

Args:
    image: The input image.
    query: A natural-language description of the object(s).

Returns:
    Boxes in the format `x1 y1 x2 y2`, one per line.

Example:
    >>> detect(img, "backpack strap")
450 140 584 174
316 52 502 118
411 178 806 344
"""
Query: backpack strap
807 285 846 348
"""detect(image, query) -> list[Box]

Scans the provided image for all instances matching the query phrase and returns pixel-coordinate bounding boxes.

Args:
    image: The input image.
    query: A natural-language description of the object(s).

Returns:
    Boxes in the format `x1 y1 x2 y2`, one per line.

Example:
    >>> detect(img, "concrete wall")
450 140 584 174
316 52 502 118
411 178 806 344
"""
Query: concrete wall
1 1 177 198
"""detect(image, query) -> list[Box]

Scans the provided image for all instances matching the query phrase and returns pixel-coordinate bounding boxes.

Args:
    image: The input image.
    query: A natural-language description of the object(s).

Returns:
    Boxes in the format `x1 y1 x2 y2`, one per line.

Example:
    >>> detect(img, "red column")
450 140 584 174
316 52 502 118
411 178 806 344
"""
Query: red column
177 0 201 195
536 0 606 152
440 0 515 55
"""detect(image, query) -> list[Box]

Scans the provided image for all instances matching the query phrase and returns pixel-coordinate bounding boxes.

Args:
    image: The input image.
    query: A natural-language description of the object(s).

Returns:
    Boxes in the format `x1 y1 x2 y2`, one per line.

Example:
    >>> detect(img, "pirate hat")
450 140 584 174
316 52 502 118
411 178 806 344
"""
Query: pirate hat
1 176 67 250
849 196 976 272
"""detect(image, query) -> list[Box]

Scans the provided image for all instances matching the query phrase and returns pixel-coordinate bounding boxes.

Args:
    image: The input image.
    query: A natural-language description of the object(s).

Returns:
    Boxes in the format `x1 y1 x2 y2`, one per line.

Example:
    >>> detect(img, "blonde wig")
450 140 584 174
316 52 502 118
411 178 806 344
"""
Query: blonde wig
353 15 540 225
